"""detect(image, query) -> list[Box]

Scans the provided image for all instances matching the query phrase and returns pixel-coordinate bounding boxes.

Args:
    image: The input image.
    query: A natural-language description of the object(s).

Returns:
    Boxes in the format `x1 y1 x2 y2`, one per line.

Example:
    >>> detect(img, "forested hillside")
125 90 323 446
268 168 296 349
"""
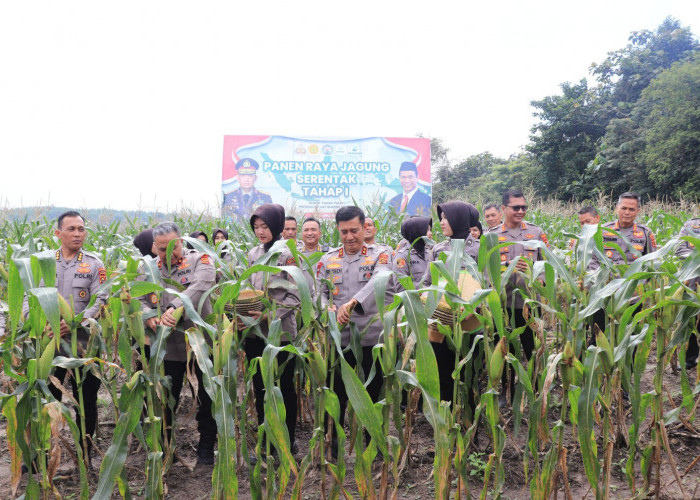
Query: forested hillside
433 17 700 204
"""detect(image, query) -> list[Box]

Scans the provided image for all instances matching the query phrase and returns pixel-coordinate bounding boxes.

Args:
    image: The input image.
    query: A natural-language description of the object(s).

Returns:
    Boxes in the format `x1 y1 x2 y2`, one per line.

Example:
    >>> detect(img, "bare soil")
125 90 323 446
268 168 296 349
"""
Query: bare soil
1 357 699 499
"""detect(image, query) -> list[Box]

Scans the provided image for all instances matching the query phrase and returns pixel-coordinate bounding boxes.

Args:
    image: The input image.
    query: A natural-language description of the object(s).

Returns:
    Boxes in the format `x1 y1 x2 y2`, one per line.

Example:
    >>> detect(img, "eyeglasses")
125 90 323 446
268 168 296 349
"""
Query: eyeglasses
507 205 528 212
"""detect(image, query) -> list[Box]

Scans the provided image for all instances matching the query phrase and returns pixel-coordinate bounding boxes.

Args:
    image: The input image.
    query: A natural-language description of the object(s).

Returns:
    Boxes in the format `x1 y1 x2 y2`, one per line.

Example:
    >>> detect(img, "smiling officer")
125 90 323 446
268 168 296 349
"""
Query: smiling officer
589 192 657 270
38 210 108 465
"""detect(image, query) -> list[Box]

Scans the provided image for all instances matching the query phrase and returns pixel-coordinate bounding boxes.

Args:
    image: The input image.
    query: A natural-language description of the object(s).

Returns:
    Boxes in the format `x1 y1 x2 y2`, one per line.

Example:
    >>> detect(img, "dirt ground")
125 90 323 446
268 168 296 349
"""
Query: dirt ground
1 355 699 499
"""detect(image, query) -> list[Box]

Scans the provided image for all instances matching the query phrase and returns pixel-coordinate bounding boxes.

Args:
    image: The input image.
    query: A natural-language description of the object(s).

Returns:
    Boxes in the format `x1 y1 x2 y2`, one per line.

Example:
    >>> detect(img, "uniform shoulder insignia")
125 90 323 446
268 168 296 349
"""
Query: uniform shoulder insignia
377 253 389 265
540 233 549 247
649 232 657 248
200 254 211 265
285 256 296 265
396 258 406 268
98 267 107 284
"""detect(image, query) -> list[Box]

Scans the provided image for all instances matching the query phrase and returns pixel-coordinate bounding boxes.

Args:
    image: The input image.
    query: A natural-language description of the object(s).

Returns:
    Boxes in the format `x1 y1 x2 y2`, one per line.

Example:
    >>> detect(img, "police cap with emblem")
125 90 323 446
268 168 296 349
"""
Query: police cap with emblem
236 158 259 175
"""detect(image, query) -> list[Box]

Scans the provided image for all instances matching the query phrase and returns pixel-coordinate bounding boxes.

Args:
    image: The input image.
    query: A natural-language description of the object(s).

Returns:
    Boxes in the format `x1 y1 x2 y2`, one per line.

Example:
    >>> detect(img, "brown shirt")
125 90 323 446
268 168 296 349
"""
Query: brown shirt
589 220 657 270
491 221 549 308
317 244 395 347
246 243 300 340
139 248 216 362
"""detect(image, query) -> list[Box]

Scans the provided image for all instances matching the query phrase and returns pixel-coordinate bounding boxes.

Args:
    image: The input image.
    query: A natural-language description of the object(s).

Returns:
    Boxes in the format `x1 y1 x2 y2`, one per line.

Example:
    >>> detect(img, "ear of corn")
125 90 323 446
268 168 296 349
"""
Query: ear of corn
1 204 700 498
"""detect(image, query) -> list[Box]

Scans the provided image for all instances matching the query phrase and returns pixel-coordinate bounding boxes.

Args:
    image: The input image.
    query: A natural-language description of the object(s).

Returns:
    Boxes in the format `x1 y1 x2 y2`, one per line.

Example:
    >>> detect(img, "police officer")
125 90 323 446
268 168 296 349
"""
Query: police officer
421 201 482 405
567 205 601 254
589 193 657 270
138 221 217 465
283 216 299 241
299 217 329 293
39 211 108 463
223 158 273 221
493 189 548 397
676 216 700 369
363 217 393 254
394 216 432 290
316 206 395 458
242 204 300 457
428 201 481 268
483 203 502 231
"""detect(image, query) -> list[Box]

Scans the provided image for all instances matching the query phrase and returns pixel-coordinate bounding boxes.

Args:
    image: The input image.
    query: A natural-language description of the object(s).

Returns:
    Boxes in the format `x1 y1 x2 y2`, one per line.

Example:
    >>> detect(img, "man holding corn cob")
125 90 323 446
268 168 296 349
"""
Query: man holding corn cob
494 189 549 399
317 205 395 459
138 221 217 465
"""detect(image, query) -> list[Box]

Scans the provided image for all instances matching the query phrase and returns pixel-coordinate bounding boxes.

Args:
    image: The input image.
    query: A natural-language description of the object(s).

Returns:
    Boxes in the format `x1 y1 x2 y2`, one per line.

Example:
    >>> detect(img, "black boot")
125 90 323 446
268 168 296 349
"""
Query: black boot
196 434 215 465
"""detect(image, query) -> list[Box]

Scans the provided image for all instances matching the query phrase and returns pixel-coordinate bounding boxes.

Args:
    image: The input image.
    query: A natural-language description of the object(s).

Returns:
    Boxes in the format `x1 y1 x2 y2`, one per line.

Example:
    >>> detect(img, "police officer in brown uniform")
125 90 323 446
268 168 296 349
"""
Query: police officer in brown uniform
588 193 657 343
316 206 395 458
589 192 657 270
242 204 300 455
138 221 217 465
427 201 481 280
483 203 502 231
299 217 328 293
421 202 482 404
493 189 548 374
394 216 433 290
364 217 393 254
676 216 700 369
36 211 108 462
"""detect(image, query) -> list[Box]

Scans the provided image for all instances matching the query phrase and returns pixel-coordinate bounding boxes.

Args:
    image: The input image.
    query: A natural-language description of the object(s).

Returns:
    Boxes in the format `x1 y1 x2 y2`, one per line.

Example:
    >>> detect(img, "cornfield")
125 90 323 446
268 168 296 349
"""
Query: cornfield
0 199 699 500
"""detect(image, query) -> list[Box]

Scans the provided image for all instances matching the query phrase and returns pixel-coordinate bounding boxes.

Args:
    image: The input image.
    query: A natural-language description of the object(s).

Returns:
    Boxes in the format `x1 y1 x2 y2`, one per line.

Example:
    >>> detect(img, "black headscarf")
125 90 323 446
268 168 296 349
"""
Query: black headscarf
212 228 229 242
400 216 432 257
437 201 480 240
250 203 285 251
471 220 483 238
133 228 156 258
188 231 208 249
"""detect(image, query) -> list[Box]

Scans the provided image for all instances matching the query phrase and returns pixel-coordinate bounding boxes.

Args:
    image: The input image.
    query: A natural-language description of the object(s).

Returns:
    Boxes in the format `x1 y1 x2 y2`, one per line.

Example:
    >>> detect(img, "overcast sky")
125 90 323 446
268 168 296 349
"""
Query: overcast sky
1 1 699 213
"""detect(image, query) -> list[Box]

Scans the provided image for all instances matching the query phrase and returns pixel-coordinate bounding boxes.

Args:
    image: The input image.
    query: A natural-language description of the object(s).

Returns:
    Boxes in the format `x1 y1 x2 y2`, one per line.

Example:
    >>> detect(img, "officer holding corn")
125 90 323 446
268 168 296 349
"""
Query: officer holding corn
138 221 217 465
316 205 395 458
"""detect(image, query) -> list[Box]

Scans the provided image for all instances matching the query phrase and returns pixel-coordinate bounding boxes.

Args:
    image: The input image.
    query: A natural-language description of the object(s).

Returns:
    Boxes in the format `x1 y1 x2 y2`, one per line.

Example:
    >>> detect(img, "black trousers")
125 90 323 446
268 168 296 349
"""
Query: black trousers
431 335 480 412
163 359 217 441
49 365 101 445
326 345 384 447
687 317 700 364
500 308 536 395
244 336 297 446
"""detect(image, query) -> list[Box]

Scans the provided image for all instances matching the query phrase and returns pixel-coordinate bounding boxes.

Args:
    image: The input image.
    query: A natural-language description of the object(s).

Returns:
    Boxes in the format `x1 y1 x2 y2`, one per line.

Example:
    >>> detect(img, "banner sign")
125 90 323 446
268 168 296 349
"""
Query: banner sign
222 135 432 220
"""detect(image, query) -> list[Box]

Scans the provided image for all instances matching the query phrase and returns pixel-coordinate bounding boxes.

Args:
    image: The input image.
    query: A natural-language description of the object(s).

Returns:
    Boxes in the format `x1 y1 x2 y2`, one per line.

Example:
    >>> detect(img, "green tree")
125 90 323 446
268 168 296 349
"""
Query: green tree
528 80 609 200
591 17 698 111
432 152 506 203
637 58 700 198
